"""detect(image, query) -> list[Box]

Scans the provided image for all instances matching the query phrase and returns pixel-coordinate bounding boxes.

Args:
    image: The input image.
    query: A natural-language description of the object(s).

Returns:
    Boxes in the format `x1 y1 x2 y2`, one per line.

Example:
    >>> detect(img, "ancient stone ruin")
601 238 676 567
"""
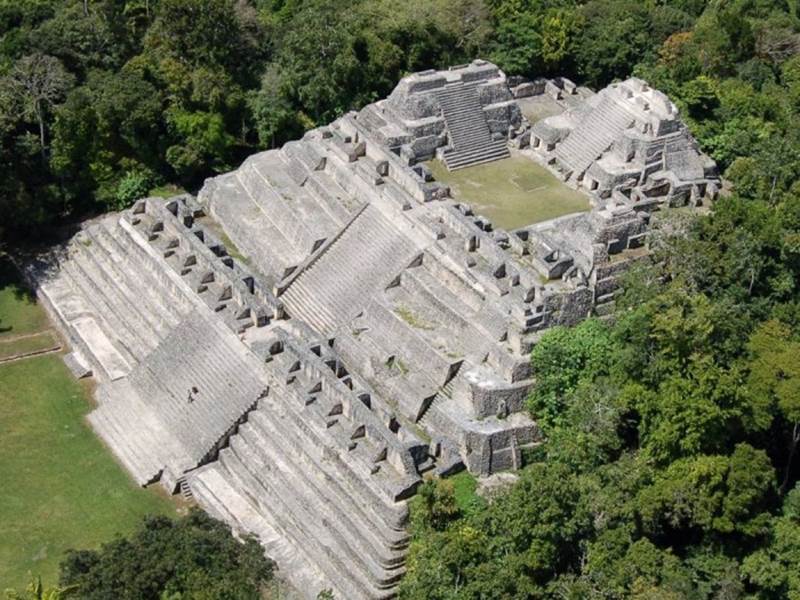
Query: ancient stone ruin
27 60 718 599
527 75 719 205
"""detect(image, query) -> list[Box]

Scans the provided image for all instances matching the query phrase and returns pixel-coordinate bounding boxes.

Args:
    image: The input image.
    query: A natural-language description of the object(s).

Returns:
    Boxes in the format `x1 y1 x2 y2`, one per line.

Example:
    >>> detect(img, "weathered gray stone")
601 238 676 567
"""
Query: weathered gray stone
27 60 716 600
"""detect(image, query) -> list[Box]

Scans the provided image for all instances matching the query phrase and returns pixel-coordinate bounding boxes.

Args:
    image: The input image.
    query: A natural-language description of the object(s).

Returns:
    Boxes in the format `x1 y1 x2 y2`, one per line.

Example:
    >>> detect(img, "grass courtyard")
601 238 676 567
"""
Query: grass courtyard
427 155 590 230
0 258 176 590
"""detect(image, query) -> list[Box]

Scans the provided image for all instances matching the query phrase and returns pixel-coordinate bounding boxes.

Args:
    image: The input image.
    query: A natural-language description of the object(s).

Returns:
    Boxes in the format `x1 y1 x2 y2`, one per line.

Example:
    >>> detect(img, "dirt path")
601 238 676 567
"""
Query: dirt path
0 328 56 343
0 343 62 365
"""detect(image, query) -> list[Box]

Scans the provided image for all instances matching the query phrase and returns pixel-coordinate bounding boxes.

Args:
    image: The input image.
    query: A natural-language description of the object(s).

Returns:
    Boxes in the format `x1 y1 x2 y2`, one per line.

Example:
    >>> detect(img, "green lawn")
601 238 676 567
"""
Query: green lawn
148 183 187 199
0 261 48 339
427 155 590 230
0 261 176 590
0 331 59 361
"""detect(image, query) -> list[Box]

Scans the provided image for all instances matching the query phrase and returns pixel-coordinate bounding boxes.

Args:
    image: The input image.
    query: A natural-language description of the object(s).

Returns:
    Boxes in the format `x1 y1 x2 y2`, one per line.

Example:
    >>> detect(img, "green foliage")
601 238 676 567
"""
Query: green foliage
748 320 800 424
489 5 579 76
741 486 800 599
681 75 719 119
414 479 461 531
636 444 774 537
114 168 154 210
58 509 274 599
1 1 800 596
528 318 613 429
4 578 75 600
165 109 235 178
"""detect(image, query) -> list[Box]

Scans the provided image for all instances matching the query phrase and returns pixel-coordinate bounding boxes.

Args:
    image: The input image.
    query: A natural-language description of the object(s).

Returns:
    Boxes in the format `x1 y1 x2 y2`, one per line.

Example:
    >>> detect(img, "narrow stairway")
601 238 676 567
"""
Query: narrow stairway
437 82 509 170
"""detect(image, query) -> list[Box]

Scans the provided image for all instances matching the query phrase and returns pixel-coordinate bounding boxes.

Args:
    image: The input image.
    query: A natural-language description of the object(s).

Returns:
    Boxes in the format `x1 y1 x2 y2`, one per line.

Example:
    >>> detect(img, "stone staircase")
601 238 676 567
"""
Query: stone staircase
88 380 172 486
88 312 268 487
177 476 195 501
189 347 415 600
554 94 636 178
437 82 509 170
59 219 194 366
187 464 332 596
417 376 455 427
125 314 267 463
281 204 418 336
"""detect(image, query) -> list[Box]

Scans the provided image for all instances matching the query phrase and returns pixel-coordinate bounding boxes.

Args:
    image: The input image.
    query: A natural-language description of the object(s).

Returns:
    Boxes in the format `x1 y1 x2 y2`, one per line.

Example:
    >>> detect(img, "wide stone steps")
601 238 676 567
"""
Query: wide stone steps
81 227 177 337
236 419 405 580
282 205 418 336
74 232 162 338
438 82 509 170
281 282 336 334
131 360 249 459
555 95 635 176
88 403 164 485
98 311 265 473
129 333 262 460
88 377 187 485
444 141 510 170
76 245 163 348
61 252 152 363
248 406 408 544
94 221 190 324
59 261 140 368
188 465 333 596
217 446 396 600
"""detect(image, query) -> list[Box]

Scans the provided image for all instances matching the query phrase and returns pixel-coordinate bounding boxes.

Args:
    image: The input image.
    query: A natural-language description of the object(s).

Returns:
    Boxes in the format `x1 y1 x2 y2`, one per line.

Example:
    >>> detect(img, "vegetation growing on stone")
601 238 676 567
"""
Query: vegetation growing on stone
1 0 799 598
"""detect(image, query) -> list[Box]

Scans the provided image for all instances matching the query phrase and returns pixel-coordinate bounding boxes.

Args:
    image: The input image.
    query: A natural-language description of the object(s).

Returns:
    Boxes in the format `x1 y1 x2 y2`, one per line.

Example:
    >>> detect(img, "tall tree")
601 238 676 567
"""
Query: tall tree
3 53 73 159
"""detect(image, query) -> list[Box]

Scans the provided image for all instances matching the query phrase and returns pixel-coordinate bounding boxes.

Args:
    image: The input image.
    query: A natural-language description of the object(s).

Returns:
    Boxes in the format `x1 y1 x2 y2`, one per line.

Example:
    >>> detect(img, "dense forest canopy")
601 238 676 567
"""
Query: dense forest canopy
1 0 795 242
1 1 800 599
395 2 800 598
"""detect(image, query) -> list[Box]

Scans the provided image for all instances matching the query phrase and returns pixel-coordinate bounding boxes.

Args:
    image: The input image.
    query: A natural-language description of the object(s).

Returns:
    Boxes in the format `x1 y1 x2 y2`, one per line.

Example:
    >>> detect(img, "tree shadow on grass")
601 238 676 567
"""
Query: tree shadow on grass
0 257 38 335
0 259 35 298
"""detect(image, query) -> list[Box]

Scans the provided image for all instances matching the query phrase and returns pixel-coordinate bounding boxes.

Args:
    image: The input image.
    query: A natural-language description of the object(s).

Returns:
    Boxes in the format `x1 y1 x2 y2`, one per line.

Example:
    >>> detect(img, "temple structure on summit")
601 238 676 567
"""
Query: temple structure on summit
529 75 719 205
27 60 718 599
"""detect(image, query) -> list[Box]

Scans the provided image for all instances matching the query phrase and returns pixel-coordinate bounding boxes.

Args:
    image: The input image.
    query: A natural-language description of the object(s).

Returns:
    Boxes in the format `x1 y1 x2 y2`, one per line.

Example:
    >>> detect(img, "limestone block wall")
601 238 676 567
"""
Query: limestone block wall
529 77 720 207
462 416 541 475
370 60 520 163
28 60 724 600
464 372 533 419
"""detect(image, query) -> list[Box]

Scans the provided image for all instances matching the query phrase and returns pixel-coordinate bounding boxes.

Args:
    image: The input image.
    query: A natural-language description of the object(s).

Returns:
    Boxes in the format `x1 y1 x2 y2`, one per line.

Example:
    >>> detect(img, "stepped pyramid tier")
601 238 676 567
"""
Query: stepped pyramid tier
529 76 720 206
25 60 718 599
361 59 521 169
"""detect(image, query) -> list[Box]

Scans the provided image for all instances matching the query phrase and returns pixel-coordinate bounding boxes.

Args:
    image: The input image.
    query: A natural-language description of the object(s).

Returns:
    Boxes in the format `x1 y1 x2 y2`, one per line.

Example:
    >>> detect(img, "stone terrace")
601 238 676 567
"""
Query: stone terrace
27 60 718 599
